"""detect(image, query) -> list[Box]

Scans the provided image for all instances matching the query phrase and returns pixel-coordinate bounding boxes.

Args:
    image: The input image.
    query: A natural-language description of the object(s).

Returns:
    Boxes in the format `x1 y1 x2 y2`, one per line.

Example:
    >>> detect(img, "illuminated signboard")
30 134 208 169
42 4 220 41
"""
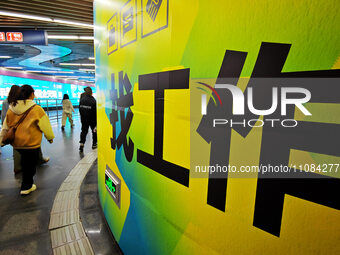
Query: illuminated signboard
105 174 117 194
105 167 121 208
6 32 23 42
0 75 96 110
0 29 47 45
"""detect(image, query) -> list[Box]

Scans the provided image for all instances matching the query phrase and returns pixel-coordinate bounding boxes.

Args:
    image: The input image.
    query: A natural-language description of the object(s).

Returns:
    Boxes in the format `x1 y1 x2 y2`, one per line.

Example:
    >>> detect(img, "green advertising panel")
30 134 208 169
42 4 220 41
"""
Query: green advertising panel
95 0 340 254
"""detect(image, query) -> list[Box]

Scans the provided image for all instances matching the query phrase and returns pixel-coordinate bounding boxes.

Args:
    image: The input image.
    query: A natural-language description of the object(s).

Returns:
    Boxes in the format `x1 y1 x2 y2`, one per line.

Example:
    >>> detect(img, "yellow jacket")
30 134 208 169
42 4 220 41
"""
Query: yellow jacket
0 100 55 149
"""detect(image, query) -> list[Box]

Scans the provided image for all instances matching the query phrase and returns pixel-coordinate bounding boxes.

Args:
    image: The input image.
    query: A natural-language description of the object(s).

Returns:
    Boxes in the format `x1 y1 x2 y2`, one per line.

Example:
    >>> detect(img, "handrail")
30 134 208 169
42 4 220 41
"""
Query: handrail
1 98 80 123
34 98 80 121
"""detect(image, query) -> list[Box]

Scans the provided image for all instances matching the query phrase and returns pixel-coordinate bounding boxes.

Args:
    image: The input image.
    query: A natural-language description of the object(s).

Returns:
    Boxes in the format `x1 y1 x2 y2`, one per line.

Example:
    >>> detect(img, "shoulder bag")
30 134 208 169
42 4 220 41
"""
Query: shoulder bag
2 105 36 146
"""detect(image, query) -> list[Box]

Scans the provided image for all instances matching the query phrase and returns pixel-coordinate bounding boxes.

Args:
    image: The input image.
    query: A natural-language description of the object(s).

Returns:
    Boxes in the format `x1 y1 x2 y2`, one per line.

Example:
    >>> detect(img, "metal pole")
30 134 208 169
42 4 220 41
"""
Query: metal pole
47 99 49 116
56 99 58 121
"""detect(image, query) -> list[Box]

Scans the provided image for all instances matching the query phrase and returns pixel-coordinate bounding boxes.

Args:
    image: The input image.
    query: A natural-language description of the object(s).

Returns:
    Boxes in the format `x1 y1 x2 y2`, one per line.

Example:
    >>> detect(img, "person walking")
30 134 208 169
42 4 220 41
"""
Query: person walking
1 86 20 155
61 94 75 131
0 85 54 195
1 85 50 173
1 90 12 125
79 86 97 152
1 85 21 170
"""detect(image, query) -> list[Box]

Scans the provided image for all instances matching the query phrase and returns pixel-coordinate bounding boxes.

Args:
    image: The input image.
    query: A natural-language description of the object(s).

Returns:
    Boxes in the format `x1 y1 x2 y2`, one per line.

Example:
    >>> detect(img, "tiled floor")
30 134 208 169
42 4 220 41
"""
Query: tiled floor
0 112 116 254
80 161 123 255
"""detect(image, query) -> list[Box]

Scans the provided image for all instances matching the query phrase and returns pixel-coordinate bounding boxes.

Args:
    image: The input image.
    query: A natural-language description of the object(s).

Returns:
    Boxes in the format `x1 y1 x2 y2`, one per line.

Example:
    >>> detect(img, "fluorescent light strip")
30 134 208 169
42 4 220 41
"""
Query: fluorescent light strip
53 19 93 29
59 63 95 66
0 56 12 59
88 57 95 60
79 36 95 40
78 63 95 66
59 63 81 66
79 69 95 72
27 70 74 74
0 11 52 22
5 66 23 69
56 76 93 78
0 11 93 28
47 35 94 40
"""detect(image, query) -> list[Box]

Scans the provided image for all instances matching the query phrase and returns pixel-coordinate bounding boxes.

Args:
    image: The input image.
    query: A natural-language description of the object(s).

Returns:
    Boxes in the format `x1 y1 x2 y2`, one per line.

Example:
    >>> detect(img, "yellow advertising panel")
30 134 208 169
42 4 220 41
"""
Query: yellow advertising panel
94 0 340 254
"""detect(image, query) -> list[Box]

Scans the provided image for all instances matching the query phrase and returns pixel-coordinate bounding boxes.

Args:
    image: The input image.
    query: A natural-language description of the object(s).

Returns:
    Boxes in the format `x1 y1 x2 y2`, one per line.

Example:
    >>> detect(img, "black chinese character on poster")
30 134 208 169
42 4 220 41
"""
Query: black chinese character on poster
110 71 134 162
197 42 340 237
137 69 190 187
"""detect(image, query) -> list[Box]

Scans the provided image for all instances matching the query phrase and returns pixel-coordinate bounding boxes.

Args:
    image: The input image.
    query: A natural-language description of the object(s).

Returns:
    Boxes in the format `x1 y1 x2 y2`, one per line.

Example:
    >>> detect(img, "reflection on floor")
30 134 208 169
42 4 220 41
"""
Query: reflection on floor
0 113 112 254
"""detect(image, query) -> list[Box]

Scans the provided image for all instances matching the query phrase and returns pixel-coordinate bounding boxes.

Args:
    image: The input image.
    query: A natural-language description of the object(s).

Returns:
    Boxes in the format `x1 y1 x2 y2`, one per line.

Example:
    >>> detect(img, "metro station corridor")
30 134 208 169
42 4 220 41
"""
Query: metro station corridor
0 0 340 254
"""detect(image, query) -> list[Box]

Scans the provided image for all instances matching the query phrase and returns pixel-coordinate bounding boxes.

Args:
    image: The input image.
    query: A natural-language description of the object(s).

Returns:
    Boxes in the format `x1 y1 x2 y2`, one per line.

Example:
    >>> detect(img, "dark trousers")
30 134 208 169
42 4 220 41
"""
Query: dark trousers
14 147 45 171
80 122 97 145
17 148 40 190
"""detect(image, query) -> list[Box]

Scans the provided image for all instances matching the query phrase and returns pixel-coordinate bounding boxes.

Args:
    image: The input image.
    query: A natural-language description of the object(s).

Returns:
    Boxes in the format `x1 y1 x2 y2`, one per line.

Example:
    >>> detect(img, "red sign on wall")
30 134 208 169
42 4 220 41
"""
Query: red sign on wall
6 32 23 42
0 32 5 41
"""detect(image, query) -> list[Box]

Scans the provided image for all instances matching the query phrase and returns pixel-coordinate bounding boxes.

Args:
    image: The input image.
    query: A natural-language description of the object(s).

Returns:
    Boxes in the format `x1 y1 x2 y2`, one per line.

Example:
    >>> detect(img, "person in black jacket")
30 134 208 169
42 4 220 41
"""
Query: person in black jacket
79 87 97 152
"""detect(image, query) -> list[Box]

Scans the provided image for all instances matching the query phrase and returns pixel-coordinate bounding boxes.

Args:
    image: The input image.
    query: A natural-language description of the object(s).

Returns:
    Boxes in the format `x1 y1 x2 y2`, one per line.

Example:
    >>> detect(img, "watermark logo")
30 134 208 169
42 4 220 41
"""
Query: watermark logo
197 82 222 115
201 84 311 117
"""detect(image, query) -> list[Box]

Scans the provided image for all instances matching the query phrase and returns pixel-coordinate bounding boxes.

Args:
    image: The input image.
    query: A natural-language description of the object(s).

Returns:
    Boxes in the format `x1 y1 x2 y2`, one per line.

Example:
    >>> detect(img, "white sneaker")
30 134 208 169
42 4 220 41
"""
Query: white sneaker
20 184 37 195
42 157 50 164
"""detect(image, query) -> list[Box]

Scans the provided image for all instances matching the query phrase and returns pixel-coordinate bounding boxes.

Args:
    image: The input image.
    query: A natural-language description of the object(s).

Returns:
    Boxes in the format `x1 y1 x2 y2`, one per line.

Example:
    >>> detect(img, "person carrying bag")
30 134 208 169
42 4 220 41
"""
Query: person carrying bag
2 105 36 146
0 85 54 195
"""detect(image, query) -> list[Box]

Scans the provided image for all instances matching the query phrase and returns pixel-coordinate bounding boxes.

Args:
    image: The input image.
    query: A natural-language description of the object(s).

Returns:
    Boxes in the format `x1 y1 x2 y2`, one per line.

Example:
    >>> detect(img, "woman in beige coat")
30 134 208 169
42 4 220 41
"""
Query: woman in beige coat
61 94 75 131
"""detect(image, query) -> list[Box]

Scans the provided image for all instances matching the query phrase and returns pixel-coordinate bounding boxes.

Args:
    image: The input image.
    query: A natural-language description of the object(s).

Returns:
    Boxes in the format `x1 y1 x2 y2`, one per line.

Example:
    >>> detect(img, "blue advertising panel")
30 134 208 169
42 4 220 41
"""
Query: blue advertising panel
0 75 95 110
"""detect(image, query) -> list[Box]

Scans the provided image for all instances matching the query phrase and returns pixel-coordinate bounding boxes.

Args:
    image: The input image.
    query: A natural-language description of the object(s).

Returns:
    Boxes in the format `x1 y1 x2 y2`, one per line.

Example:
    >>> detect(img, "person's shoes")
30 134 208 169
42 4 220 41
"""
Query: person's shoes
41 157 50 164
20 184 37 195
79 143 84 152
61 126 65 131
92 144 97 149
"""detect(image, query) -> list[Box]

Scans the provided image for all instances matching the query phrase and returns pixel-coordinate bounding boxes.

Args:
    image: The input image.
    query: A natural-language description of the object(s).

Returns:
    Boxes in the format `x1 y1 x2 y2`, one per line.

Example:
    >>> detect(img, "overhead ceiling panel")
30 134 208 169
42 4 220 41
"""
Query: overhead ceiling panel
0 0 94 36
0 0 95 83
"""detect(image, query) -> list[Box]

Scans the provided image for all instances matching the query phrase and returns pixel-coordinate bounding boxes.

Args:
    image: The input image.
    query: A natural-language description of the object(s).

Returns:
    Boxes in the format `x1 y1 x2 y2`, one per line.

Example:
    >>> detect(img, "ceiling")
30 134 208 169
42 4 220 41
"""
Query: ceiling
0 0 95 84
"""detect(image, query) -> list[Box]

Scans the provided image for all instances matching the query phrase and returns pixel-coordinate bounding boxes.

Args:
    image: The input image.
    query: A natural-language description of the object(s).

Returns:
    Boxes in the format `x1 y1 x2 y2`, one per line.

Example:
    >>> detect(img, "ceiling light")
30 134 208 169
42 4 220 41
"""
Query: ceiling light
5 66 23 69
27 70 58 73
56 76 92 78
0 56 12 59
0 11 93 29
79 36 94 40
59 63 95 66
0 11 52 22
59 63 81 66
26 70 50 73
79 69 95 72
26 70 74 74
53 19 93 29
48 35 79 40
88 57 95 60
47 35 94 40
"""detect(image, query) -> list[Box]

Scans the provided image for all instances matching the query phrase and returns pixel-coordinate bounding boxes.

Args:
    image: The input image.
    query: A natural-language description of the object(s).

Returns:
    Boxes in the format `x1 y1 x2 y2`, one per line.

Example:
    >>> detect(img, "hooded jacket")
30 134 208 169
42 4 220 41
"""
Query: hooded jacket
62 99 74 114
0 100 54 149
79 94 96 124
